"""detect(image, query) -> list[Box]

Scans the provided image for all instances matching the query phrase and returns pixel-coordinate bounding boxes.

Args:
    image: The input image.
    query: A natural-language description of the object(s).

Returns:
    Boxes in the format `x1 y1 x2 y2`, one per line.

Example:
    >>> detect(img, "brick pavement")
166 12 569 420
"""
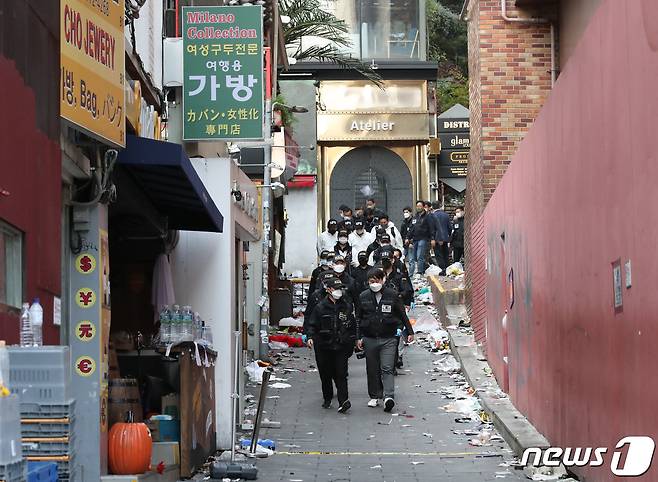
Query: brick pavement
247 342 527 482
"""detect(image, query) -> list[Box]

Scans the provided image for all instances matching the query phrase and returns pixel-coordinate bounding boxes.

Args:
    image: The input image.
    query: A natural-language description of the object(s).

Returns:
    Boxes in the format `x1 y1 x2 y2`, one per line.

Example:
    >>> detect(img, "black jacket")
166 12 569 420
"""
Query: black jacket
309 265 331 294
336 272 359 310
357 287 414 339
352 264 370 294
366 240 381 258
307 298 357 349
400 217 413 240
451 217 465 248
334 242 353 266
383 268 414 306
304 287 327 334
409 211 437 242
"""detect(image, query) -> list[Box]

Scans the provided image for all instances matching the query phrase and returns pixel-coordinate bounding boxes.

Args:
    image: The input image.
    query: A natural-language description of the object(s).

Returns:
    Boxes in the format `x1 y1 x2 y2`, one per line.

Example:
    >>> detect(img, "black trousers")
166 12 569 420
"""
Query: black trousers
453 247 464 264
436 243 450 271
314 345 352 404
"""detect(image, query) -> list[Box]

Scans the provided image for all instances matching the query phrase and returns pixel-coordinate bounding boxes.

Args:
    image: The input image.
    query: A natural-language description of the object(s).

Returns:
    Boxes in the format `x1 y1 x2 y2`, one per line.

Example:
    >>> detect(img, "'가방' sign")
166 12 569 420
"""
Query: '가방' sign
183 6 264 141
60 0 125 147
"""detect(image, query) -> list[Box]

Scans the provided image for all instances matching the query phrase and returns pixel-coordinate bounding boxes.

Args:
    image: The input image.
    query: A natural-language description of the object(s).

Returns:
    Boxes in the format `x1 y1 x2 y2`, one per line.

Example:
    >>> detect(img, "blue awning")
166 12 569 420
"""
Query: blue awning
116 136 224 232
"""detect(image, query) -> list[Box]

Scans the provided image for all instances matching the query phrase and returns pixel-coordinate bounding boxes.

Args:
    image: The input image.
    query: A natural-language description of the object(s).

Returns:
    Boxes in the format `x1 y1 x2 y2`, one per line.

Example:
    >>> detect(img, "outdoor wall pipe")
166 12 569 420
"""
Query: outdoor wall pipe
500 0 556 87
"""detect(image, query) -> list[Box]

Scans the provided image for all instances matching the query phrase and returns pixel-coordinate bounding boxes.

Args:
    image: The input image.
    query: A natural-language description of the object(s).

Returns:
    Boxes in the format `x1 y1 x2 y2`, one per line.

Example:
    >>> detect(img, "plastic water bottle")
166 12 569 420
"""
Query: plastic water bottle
202 321 213 348
19 303 34 347
193 312 203 342
170 305 181 344
29 298 43 347
181 306 193 342
159 306 171 345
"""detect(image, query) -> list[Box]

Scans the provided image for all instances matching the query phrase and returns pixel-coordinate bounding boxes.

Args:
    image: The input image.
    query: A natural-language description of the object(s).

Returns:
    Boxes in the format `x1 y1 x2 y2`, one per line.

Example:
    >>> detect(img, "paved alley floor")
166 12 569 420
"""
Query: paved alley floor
248 343 527 482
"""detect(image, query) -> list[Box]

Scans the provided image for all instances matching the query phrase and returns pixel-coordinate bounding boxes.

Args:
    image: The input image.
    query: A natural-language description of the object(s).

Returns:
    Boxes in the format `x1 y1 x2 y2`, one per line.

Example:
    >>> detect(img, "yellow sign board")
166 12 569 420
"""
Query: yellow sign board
60 0 125 147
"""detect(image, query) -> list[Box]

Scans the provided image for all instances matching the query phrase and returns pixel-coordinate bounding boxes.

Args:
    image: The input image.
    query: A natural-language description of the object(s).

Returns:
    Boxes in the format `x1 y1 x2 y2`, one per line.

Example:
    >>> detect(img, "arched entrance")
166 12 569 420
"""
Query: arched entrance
330 146 412 224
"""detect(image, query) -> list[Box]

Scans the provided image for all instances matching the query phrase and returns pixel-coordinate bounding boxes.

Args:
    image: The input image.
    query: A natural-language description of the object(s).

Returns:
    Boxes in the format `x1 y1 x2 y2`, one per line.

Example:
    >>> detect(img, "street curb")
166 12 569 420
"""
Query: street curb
427 276 550 457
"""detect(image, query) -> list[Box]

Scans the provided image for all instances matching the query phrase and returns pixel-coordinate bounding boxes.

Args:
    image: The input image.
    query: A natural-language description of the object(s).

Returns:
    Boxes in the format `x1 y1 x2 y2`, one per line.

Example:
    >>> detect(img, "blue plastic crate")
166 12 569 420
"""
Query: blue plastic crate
27 461 58 482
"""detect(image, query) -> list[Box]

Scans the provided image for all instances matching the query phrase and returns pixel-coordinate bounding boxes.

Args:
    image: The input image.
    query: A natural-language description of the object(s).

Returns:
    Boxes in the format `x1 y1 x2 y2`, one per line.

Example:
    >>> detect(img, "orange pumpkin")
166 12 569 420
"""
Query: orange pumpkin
108 411 153 475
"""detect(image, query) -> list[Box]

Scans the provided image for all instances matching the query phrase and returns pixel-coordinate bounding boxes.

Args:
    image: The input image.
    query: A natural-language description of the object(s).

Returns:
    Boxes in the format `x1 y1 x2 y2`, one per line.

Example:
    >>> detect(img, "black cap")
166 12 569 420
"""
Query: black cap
328 219 338 226
338 229 348 237
319 271 337 285
320 250 330 258
326 251 336 260
334 255 346 263
326 278 346 290
381 233 391 242
379 248 394 260
354 219 364 228
357 251 368 259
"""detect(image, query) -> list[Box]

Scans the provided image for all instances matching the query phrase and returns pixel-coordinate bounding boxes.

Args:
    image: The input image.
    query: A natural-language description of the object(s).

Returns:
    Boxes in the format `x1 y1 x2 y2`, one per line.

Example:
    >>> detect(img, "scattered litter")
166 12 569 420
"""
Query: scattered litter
411 461 425 465
446 262 464 276
433 355 461 373
267 395 280 399
370 465 382 469
279 316 304 328
422 433 433 439
425 265 443 276
269 382 292 389
401 424 412 428
246 361 266 383
369 434 376 439
377 418 393 425
306 432 314 435
442 398 482 417
284 444 300 448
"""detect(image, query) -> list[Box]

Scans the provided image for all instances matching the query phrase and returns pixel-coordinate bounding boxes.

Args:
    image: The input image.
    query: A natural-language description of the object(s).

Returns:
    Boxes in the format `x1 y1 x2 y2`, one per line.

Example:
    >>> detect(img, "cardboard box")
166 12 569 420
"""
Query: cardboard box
147 419 180 443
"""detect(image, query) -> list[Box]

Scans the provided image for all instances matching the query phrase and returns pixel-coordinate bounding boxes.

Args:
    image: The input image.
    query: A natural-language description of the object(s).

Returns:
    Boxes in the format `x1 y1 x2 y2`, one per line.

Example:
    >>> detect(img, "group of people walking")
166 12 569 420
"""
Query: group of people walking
303 198 464 414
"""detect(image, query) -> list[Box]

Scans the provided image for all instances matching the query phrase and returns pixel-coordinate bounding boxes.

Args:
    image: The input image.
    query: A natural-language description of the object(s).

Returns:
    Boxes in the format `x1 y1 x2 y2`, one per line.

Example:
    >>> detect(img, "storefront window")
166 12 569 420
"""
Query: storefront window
321 0 425 60
0 220 23 308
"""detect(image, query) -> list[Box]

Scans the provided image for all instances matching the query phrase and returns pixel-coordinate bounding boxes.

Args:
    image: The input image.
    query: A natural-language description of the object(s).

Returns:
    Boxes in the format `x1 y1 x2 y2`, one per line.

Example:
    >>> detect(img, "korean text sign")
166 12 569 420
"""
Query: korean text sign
183 6 264 141
60 0 125 147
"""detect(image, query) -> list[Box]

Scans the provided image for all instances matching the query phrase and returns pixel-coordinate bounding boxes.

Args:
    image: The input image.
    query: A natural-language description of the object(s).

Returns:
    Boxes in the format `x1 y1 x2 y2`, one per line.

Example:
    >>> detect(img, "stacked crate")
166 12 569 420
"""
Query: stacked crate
8 347 77 482
0 394 26 482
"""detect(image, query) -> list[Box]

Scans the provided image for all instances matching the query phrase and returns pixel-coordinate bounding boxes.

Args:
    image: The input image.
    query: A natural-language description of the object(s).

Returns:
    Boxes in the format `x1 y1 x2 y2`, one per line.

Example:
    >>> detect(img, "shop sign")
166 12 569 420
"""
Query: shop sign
183 6 264 141
76 253 97 274
76 287 97 308
439 165 468 178
76 321 97 342
317 112 429 141
60 0 125 147
438 117 469 133
439 132 470 149
75 356 96 377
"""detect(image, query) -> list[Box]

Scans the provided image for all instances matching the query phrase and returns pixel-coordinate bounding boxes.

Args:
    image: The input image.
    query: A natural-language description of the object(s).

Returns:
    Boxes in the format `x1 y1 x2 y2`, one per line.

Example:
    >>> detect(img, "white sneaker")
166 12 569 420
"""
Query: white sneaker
367 399 379 408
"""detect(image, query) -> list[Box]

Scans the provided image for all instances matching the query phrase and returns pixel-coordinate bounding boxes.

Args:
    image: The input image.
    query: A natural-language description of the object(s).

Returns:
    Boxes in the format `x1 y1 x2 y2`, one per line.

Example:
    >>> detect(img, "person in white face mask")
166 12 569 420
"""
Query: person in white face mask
349 219 374 267
331 256 359 309
356 268 414 412
450 207 465 264
306 278 357 413
334 229 352 266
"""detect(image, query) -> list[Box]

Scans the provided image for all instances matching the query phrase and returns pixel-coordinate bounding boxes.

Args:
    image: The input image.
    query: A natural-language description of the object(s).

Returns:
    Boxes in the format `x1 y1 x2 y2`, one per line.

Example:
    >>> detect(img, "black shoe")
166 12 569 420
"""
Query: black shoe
337 400 351 413
384 398 395 412
396 357 404 369
322 400 331 409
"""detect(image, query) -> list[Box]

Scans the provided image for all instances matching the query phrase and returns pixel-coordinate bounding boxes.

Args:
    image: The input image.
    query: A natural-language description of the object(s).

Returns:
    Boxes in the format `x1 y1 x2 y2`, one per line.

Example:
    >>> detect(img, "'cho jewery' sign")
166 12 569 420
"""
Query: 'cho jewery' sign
183 6 264 141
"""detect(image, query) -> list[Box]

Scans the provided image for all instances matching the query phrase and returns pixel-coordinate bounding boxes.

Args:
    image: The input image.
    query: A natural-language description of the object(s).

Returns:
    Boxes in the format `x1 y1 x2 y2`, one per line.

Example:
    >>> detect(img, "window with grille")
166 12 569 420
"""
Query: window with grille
0 220 23 308
354 169 387 212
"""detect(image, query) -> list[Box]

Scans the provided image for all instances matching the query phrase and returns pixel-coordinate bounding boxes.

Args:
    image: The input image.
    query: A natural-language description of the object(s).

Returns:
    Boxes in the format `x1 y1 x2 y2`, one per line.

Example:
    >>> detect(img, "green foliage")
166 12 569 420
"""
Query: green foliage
273 93 295 127
427 0 469 111
279 0 383 86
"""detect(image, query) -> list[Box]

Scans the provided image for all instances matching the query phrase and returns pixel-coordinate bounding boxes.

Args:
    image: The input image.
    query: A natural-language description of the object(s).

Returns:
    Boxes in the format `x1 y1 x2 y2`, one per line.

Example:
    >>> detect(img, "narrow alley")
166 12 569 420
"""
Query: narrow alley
249 308 525 482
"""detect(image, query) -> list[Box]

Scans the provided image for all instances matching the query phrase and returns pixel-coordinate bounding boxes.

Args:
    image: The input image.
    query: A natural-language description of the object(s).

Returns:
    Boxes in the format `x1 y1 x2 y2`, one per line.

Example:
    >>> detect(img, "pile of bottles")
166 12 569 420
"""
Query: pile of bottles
19 298 43 347
158 305 213 347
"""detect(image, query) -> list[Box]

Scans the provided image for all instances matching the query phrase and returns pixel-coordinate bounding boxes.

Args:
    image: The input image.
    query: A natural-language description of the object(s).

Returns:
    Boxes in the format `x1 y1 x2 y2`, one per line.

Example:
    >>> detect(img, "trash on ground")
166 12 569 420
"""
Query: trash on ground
425 265 443 276
422 432 433 438
370 465 382 469
433 355 461 373
269 382 292 389
446 262 464 276
246 361 266 383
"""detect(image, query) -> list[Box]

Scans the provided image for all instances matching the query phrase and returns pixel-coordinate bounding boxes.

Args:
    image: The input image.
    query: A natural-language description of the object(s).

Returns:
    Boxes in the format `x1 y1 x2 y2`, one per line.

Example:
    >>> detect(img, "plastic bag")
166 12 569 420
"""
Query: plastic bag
425 265 443 276
433 355 460 373
446 262 464 276
246 361 265 383
410 312 440 333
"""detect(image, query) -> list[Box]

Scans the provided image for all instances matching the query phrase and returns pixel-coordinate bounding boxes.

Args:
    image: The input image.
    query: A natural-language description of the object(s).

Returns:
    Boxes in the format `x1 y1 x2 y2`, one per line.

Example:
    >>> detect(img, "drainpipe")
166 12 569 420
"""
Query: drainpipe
500 0 556 86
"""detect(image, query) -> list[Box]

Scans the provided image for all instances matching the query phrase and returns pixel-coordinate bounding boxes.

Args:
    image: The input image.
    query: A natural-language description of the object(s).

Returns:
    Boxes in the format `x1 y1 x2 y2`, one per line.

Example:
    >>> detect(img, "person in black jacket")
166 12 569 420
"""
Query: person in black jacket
357 268 414 412
306 278 356 413
407 201 438 276
332 255 359 310
400 206 413 260
451 207 465 264
304 271 338 335
351 251 370 294
309 250 332 294
334 229 352 267
366 228 385 259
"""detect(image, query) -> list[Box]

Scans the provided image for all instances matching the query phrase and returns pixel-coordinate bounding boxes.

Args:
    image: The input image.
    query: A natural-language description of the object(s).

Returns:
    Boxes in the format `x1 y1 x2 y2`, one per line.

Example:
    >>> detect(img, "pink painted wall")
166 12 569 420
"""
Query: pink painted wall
481 1 658 480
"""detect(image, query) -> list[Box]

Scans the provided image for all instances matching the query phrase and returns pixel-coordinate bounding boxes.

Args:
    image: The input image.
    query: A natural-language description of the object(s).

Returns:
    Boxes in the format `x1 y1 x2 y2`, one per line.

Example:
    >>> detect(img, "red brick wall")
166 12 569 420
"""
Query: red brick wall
464 0 554 329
